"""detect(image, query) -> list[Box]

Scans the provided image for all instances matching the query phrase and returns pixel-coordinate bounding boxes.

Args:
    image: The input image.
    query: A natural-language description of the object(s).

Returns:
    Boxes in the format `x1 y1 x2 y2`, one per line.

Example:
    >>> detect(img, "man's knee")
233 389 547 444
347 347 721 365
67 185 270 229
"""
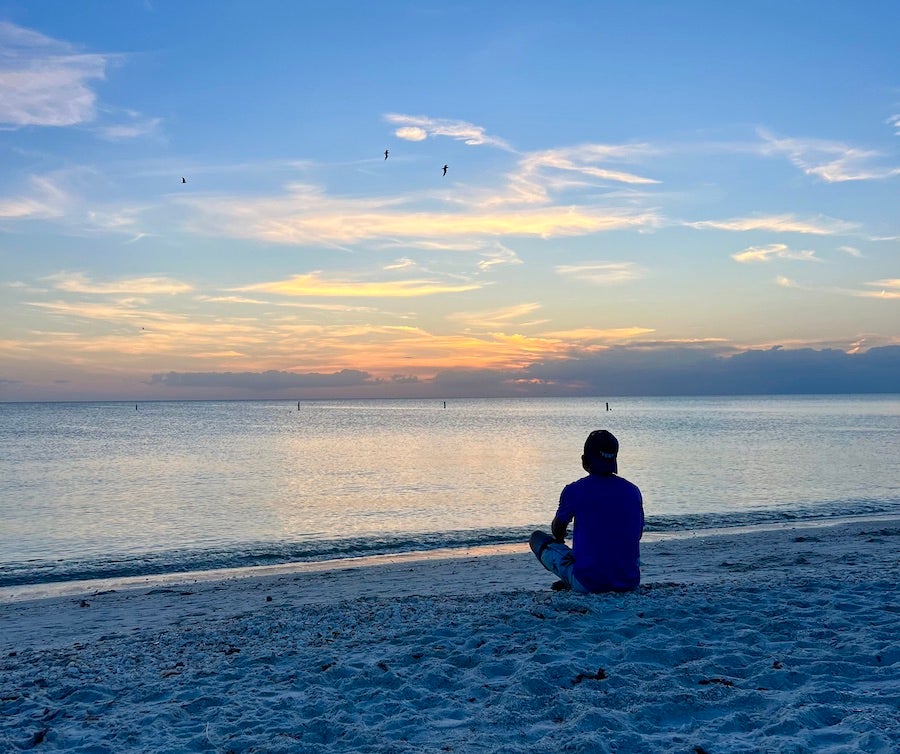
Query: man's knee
529 530 554 559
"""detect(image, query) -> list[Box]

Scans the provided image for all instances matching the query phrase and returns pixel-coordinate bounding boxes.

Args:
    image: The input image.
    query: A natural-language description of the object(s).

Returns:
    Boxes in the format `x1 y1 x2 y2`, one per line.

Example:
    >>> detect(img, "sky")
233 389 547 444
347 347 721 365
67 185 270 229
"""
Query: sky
1 1 898 401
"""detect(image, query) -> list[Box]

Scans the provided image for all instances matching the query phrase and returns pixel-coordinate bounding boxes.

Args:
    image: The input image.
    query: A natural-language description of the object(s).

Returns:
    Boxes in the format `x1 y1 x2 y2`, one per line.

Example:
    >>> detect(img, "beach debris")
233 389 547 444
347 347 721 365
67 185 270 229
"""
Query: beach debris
698 677 734 687
639 581 683 593
861 527 898 543
573 667 608 684
161 662 184 678
29 728 48 747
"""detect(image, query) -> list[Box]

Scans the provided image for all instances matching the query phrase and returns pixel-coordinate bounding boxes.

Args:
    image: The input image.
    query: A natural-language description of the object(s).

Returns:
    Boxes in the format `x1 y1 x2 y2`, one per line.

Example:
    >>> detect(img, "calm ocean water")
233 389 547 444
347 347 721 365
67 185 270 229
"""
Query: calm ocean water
1 396 898 588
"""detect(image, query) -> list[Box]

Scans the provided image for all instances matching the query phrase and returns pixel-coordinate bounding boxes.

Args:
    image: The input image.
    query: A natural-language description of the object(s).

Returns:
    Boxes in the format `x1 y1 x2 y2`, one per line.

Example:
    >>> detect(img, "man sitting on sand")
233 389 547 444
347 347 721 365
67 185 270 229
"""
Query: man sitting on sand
530 429 644 593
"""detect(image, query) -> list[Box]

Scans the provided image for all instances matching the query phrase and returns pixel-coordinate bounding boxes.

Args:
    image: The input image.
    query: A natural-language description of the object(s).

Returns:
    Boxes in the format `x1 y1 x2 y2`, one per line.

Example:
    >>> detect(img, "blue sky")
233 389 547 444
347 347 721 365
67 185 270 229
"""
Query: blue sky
1 1 898 400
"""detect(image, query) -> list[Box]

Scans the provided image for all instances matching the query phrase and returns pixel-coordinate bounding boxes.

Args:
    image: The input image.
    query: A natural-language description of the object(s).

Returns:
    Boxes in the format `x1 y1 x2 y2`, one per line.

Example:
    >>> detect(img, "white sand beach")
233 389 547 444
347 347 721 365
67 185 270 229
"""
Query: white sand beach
1 518 898 753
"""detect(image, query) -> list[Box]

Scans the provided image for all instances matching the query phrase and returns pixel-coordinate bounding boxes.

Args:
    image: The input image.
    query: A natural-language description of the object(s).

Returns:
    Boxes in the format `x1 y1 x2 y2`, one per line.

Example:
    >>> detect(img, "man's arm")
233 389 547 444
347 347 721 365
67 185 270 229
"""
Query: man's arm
551 516 569 543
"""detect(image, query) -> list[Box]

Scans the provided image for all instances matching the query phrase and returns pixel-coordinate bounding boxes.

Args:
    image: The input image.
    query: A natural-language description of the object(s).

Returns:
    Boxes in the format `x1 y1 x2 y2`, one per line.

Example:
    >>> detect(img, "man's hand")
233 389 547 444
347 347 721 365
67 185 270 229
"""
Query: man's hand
551 516 568 543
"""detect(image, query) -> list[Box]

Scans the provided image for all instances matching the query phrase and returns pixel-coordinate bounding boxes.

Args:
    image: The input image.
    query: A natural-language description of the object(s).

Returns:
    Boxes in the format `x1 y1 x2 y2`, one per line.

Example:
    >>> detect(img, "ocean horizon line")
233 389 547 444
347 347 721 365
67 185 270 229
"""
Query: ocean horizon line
3 391 900 405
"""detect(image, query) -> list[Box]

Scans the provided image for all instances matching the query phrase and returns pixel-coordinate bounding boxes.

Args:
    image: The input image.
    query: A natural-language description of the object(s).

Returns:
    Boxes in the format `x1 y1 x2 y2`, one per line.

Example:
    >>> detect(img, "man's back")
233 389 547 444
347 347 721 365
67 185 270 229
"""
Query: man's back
557 473 644 592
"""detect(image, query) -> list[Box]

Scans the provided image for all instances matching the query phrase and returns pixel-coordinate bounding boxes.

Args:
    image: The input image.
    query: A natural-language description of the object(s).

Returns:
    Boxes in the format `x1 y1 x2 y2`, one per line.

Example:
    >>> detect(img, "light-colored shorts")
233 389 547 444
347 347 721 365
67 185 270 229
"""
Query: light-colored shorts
529 530 589 593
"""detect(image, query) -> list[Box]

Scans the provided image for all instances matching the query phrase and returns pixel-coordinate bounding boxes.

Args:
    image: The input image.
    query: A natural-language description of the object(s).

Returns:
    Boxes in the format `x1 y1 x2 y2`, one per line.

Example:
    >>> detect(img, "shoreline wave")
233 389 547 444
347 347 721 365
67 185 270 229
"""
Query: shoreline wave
3 499 897 590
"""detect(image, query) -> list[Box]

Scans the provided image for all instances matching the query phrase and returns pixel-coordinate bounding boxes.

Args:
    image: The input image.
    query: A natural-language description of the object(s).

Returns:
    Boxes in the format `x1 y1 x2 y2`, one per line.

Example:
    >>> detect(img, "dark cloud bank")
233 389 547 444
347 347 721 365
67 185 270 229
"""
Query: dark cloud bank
147 346 900 398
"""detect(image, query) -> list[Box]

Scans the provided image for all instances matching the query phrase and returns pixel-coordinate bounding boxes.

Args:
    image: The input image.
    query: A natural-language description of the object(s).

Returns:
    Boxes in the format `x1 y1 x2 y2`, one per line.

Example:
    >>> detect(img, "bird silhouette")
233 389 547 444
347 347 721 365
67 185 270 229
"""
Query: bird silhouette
442 164 448 176
181 177 186 183
384 149 389 160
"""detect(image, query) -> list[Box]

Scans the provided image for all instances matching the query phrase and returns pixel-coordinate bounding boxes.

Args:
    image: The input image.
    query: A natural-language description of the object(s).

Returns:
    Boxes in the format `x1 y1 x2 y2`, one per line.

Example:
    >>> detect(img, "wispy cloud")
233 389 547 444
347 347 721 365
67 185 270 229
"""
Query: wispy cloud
194 295 376 315
0 195 58 220
182 183 659 244
539 327 655 342
0 169 156 237
687 213 857 235
838 245 862 257
27 299 158 322
44 272 193 295
0 22 159 143
519 145 660 187
477 144 660 208
236 271 483 298
352 116 658 228
16 302 281 362
776 275 900 299
447 303 543 329
376 239 485 253
477 243 523 271
147 369 377 392
867 278 900 289
554 262 643 285
96 111 162 140
887 114 900 136
862 278 900 299
383 258 418 272
732 243 820 263
196 295 272 305
843 288 899 300
385 113 513 150
759 130 900 182
0 175 70 219
0 22 109 127
85 207 146 233
170 118 662 246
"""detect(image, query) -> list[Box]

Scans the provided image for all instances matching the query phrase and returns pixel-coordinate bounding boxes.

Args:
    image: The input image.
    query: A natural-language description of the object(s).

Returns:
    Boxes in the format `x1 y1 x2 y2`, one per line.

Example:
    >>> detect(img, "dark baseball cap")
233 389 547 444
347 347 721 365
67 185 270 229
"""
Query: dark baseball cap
583 429 618 474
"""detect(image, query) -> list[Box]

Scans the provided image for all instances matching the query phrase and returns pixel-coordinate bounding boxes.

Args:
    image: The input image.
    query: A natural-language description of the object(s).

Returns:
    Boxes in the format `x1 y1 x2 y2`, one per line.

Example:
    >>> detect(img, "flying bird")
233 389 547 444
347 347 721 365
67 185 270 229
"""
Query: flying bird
442 164 448 176
384 149 389 160
181 177 186 183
